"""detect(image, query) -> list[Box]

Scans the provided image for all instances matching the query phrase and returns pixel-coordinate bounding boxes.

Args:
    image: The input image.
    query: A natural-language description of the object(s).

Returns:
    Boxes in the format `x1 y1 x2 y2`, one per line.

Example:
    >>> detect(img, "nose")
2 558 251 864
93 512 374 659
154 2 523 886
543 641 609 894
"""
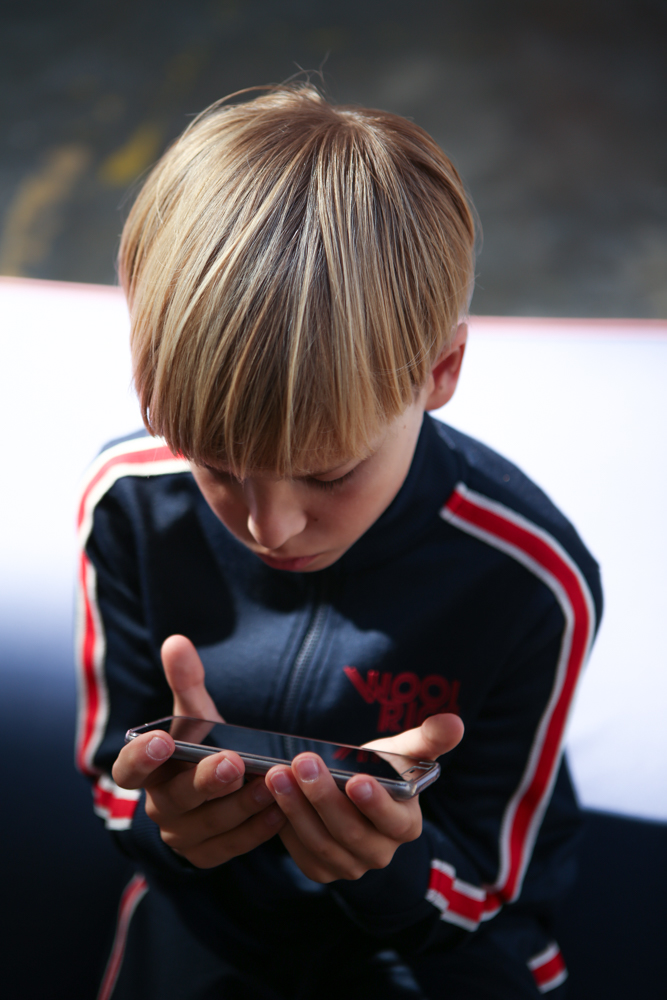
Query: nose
245 480 307 551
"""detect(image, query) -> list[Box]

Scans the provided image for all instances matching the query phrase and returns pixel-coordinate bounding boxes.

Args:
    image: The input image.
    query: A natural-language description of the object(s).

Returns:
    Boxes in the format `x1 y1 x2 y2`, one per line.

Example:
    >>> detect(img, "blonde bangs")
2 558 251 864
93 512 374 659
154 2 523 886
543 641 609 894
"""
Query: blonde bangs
119 85 476 475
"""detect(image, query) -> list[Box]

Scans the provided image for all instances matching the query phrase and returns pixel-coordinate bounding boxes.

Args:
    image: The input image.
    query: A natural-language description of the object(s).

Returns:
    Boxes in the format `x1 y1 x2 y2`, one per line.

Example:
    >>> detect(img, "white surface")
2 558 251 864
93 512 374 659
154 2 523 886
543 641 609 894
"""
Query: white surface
433 317 667 822
1 279 665 821
0 278 139 631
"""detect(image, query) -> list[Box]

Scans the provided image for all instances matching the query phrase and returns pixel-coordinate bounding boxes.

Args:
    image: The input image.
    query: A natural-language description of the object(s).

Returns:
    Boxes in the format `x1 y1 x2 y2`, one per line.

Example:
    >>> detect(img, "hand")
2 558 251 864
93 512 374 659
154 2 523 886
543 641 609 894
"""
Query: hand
111 635 286 867
264 713 464 883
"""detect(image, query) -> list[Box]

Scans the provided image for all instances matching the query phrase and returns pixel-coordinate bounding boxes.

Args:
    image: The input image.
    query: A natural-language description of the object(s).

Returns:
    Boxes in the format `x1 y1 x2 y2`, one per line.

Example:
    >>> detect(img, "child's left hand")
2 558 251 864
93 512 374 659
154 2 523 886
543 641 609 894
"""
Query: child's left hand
265 713 464 883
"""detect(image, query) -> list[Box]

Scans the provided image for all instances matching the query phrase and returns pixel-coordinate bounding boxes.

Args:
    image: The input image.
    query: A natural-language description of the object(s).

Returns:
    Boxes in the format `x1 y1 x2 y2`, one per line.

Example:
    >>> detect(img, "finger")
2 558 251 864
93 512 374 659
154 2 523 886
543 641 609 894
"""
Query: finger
277 824 342 884
266 764 347 849
345 773 422 843
112 730 177 790
161 634 223 721
183 803 286 869
364 712 464 761
158 777 281 851
148 748 246 817
277 818 392 884
290 754 370 838
267 762 383 879
291 755 416 860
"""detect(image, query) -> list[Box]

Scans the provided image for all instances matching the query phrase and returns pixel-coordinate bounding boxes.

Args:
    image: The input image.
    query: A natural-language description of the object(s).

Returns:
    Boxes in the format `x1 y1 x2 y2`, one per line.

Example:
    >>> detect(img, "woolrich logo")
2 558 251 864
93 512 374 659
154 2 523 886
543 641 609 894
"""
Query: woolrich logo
343 667 461 733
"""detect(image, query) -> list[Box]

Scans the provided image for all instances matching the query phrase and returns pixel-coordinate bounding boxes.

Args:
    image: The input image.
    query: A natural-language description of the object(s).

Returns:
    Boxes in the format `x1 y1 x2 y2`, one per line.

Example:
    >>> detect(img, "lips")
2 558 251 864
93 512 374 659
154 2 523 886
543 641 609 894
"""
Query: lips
256 552 320 571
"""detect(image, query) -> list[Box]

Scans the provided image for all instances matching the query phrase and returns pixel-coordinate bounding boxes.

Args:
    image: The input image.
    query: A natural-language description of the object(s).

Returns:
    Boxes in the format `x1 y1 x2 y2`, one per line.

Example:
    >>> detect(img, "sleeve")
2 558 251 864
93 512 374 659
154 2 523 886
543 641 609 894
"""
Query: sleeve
330 564 601 953
75 477 213 878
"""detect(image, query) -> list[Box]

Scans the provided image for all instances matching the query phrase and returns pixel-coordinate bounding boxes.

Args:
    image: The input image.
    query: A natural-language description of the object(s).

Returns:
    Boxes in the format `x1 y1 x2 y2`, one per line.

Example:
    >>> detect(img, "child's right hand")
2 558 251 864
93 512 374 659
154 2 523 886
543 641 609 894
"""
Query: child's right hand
111 635 286 868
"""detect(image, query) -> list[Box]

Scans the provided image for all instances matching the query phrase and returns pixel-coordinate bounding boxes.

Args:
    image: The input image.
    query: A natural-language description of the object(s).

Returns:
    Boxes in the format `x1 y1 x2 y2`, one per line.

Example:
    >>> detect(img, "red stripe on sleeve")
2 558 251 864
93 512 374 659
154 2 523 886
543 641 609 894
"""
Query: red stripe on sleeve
75 441 188 777
427 484 595 931
77 443 176 530
529 943 568 992
428 866 486 926
97 874 148 1000
93 780 140 822
76 552 102 775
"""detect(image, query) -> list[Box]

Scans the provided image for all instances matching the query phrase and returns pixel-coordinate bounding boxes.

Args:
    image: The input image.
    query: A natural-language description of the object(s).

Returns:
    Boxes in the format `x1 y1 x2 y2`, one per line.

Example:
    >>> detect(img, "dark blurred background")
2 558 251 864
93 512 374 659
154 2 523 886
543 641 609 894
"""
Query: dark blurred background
1 0 666 316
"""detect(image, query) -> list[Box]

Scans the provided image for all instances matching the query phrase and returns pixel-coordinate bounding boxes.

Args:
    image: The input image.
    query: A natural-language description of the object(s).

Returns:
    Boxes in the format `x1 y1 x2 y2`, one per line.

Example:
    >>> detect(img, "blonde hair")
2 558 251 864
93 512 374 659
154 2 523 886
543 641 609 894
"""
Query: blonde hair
119 84 476 475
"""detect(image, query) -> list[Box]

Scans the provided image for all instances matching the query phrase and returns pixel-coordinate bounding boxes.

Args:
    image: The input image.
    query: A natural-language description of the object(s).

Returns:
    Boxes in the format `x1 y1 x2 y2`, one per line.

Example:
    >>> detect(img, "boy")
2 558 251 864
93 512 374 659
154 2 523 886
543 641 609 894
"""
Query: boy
77 85 601 999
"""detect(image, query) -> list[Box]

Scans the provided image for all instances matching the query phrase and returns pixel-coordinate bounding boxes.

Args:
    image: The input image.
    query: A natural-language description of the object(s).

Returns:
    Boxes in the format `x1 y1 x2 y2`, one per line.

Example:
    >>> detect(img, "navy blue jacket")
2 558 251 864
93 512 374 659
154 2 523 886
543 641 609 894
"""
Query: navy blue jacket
76 414 601 970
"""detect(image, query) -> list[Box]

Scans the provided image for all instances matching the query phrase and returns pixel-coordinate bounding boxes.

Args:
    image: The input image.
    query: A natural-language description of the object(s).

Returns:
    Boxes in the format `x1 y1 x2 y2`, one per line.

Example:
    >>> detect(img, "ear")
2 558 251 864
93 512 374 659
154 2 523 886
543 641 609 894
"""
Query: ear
424 322 468 411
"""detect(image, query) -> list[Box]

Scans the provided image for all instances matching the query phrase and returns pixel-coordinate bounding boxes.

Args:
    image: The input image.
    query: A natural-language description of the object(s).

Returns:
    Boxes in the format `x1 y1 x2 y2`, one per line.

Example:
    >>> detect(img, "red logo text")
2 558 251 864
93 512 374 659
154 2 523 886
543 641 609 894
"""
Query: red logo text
343 667 461 733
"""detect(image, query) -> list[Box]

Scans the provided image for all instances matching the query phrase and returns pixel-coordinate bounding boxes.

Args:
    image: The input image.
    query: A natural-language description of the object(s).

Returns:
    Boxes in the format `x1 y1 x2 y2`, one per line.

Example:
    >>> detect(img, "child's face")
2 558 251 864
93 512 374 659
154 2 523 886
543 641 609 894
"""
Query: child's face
190 400 426 573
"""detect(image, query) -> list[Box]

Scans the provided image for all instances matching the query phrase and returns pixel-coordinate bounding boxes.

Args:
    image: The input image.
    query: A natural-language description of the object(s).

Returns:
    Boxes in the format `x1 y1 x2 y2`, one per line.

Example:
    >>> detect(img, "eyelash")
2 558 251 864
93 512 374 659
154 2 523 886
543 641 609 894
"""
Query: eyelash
204 467 236 484
309 469 356 491
202 466 356 490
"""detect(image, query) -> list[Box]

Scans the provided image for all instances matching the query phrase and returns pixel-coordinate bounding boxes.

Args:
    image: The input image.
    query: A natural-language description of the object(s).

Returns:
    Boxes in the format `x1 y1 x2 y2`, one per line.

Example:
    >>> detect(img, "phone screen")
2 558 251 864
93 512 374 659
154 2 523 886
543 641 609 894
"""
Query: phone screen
129 716 427 781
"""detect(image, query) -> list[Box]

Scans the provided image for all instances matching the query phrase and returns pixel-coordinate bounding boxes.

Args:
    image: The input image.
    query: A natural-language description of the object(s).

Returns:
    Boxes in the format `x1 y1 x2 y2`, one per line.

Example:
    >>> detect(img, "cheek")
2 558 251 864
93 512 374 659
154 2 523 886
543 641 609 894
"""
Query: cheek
219 495 249 529
205 488 249 533
343 465 406 531
321 482 389 535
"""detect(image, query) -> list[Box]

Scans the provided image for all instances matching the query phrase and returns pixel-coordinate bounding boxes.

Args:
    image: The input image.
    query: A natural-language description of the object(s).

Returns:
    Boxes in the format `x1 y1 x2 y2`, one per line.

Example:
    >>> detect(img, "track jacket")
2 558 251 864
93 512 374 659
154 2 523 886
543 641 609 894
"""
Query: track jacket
76 414 602 991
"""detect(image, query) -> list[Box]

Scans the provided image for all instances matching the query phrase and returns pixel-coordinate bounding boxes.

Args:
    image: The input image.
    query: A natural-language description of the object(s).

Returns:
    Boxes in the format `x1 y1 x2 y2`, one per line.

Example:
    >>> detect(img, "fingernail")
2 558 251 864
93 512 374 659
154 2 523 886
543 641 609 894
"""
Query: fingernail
269 770 293 795
349 780 373 803
251 781 274 806
216 757 241 783
147 737 170 760
294 756 320 782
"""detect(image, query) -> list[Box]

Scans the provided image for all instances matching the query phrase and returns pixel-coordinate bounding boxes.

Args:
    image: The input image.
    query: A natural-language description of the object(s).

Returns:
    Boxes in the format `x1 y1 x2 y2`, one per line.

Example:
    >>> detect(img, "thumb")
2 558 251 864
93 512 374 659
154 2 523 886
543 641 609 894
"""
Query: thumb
364 713 464 761
161 634 224 722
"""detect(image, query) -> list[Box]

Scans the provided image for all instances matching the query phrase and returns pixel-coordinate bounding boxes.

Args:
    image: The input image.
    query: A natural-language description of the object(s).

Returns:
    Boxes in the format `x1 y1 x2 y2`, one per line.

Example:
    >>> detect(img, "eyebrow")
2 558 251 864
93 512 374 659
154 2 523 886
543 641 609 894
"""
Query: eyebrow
202 456 363 480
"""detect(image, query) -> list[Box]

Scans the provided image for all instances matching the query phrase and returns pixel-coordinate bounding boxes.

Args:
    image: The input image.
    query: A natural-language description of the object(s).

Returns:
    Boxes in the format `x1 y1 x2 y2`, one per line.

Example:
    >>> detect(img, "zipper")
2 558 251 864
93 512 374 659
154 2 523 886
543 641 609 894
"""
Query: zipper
281 577 328 735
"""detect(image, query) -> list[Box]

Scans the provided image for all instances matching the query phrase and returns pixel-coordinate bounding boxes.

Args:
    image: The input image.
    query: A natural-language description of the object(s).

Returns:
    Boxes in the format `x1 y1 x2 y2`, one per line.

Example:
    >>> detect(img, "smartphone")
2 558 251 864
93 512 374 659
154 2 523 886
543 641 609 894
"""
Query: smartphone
125 716 440 800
